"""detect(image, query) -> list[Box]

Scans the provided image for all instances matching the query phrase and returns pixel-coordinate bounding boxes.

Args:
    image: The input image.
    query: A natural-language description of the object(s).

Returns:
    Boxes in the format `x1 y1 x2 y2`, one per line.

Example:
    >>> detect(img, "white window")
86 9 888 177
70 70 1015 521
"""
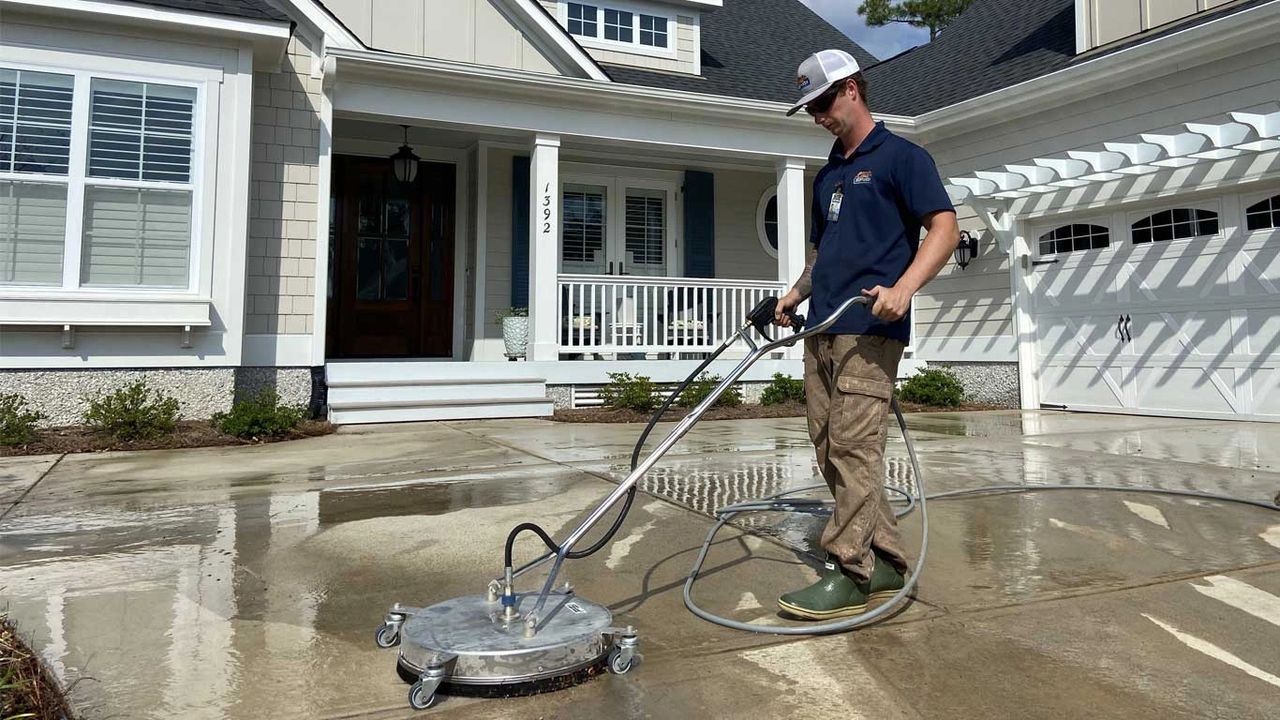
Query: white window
1038 223 1110 256
1131 208 1218 244
756 188 778 258
568 3 598 37
1245 194 1280 232
604 9 633 42
560 2 676 57
639 14 668 48
0 64 200 291
560 170 678 278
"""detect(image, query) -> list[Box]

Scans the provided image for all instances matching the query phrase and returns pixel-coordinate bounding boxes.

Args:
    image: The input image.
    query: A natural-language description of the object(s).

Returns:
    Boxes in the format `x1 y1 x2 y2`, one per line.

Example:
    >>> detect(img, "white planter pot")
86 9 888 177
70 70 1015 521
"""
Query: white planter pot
502 316 528 358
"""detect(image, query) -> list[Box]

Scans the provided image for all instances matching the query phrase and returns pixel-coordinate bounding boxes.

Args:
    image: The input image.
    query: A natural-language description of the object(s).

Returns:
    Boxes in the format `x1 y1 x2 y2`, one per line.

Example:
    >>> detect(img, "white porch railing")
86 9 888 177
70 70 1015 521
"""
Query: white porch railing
557 274 787 356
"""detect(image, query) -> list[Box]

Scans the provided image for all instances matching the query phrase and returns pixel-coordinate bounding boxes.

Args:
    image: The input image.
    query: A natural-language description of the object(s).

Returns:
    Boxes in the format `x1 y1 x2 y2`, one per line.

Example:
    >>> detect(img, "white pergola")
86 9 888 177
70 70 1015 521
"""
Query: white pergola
938 102 1280 410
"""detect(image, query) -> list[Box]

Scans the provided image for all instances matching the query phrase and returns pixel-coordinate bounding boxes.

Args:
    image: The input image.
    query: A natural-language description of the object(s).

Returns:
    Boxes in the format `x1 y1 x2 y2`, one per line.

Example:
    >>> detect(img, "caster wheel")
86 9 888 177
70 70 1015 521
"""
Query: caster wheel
608 648 634 675
408 681 438 710
375 624 400 649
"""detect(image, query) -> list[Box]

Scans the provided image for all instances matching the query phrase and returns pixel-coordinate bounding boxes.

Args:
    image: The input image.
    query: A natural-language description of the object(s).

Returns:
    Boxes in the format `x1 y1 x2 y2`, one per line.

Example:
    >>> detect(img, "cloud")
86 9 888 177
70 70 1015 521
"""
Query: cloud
800 0 931 61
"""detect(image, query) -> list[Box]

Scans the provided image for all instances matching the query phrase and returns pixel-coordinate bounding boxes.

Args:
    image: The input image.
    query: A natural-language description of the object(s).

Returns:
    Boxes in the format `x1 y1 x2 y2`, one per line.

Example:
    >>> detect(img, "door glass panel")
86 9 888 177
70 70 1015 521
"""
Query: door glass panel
384 237 409 300
562 183 607 274
357 236 381 300
624 188 666 277
385 197 410 238
358 183 382 234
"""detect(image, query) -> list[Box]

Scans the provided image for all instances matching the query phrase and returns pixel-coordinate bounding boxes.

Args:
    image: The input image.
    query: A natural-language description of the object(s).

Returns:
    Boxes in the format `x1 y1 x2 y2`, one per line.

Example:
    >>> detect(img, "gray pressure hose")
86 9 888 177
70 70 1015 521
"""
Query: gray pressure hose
681 400 1280 635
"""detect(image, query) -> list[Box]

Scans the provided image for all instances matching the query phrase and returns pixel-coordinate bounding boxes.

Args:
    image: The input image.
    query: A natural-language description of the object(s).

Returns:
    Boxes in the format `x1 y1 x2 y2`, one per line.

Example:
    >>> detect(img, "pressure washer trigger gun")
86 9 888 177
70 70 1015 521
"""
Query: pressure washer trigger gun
747 296 806 342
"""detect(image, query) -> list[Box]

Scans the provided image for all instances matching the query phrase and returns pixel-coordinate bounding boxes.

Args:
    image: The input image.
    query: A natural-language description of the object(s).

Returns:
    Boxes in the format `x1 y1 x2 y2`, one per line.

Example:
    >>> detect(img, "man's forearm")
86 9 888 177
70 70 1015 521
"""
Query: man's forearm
790 245 819 300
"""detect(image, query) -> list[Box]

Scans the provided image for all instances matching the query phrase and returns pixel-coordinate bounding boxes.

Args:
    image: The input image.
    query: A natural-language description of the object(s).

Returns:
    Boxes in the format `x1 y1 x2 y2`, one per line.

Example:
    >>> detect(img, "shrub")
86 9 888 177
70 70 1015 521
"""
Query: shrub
0 394 43 446
82 380 180 440
898 368 964 407
598 372 658 412
213 389 307 439
760 373 805 406
678 373 742 408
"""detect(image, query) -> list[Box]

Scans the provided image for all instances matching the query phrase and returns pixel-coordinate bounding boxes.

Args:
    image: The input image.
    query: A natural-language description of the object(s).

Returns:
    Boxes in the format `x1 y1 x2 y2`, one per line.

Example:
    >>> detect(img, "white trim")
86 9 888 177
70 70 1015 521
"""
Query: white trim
756 186 778 259
243 333 315 366
275 0 363 51
311 54 336 366
452 153 470 360
473 141 491 359
0 0 291 60
494 0 611 81
0 296 212 325
220 44 253 366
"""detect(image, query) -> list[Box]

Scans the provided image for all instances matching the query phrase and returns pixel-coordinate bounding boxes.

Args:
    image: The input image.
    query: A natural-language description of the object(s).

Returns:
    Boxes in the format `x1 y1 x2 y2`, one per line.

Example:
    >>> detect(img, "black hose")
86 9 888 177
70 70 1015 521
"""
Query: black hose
501 334 738 569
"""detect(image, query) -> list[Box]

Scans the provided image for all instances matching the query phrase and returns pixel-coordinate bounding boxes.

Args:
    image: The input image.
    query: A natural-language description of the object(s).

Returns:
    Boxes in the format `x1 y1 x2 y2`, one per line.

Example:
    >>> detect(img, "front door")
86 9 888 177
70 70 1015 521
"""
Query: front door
327 155 454 358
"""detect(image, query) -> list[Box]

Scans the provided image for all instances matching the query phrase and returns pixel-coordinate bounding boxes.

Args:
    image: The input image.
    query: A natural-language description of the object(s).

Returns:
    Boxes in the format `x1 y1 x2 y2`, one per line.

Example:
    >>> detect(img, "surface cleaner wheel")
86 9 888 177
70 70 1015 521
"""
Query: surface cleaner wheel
375 623 401 649
408 681 438 710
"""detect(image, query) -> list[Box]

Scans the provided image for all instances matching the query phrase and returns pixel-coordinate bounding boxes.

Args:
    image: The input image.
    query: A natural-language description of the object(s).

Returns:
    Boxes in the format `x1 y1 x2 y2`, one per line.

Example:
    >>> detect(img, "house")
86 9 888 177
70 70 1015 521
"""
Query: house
0 0 1276 425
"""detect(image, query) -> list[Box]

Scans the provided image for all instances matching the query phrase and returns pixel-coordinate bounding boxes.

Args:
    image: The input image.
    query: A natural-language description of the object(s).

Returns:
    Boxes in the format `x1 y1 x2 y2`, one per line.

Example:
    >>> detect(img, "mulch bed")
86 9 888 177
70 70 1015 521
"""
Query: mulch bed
0 419 336 457
1 614 76 720
552 401 1006 423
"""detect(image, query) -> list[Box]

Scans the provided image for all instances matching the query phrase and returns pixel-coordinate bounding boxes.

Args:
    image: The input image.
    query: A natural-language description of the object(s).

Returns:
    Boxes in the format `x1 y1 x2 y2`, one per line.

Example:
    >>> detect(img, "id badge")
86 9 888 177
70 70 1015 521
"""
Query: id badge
827 188 843 223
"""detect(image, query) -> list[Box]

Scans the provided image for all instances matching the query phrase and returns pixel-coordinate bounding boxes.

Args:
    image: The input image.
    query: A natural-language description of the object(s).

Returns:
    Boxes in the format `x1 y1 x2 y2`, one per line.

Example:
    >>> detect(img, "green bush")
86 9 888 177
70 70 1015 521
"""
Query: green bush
898 368 964 407
678 373 742 408
0 394 43 446
760 373 805 406
598 372 658 412
82 380 180 440
213 389 307 439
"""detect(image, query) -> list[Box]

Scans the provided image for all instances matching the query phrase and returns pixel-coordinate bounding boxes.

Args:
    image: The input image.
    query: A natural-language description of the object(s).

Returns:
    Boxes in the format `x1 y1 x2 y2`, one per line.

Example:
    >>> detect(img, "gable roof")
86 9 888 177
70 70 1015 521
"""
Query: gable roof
864 0 1278 117
602 0 878 104
121 0 290 23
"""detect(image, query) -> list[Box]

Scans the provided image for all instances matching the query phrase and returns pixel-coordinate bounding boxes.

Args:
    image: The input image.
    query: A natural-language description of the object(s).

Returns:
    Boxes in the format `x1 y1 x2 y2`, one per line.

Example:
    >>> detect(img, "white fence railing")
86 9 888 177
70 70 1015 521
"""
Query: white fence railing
557 274 787 356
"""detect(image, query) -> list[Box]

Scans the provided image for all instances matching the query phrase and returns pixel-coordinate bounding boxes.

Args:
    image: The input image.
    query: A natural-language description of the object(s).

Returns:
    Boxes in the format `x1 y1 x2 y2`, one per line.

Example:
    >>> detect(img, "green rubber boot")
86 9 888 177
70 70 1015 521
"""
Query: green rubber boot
777 553 906 620
777 560 870 620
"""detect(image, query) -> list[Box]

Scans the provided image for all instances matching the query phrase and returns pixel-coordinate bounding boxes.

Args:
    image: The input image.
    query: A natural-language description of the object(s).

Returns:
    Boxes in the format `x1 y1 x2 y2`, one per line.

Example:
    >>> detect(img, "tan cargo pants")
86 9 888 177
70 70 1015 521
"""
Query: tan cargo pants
804 333 909 582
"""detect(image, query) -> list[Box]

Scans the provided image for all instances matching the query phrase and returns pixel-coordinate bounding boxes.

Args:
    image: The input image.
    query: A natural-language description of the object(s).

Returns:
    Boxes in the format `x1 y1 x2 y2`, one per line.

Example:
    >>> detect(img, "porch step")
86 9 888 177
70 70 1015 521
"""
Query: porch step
324 363 554 424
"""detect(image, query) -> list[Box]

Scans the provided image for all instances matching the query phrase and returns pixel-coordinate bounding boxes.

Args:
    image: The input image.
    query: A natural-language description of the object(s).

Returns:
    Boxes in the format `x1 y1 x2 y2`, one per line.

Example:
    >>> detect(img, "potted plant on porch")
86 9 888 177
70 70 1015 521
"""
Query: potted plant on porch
495 307 529 359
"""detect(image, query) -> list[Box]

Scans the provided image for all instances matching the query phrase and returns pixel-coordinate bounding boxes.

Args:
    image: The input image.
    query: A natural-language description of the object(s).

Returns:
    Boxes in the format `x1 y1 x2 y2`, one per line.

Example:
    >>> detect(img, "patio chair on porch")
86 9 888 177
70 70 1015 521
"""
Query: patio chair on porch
610 295 645 359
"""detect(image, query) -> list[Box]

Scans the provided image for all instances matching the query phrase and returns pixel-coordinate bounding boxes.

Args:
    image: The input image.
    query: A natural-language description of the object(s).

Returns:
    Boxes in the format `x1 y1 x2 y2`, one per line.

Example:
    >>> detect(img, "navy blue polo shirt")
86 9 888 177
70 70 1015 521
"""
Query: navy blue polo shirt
809 121 954 342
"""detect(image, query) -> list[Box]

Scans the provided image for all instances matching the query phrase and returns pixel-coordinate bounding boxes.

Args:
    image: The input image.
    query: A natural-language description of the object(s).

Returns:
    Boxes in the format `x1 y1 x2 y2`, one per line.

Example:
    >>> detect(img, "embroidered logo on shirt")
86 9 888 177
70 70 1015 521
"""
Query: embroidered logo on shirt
853 170 873 184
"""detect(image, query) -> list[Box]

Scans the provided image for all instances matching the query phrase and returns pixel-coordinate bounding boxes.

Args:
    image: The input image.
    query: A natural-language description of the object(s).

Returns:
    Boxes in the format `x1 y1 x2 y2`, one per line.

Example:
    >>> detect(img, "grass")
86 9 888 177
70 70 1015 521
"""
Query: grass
0 614 76 720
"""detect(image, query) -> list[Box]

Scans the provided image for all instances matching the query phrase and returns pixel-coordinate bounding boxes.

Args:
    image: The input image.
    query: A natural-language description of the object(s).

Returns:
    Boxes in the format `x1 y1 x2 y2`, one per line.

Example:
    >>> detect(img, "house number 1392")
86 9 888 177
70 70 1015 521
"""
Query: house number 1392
542 183 552 234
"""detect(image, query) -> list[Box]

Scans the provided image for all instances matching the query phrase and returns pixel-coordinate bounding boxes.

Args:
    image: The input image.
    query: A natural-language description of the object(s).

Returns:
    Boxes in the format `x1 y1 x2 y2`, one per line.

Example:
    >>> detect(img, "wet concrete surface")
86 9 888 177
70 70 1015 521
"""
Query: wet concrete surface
1 410 1279 719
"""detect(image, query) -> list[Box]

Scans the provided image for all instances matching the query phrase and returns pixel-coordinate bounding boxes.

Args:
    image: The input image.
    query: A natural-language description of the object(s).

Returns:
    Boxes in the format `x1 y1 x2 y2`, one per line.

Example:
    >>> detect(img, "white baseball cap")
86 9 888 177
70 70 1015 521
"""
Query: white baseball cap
786 49 861 117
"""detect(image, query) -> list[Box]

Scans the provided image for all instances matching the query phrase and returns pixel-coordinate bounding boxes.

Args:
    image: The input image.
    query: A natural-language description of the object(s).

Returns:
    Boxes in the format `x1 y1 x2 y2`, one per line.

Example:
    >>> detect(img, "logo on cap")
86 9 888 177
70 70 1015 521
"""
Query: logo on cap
797 75 811 91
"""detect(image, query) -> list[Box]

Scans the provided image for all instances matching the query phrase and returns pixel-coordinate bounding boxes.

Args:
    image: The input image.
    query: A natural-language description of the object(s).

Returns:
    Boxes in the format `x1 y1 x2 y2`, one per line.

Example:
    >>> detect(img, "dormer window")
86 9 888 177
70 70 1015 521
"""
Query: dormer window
562 2 675 55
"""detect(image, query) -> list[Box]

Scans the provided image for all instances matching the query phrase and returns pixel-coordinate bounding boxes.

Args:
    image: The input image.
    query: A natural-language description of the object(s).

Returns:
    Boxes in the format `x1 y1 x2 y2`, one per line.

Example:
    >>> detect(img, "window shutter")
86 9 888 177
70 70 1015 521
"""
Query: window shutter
88 79 195 183
0 69 74 175
511 155 530 308
625 189 664 267
682 170 714 278
81 187 191 287
0 180 67 284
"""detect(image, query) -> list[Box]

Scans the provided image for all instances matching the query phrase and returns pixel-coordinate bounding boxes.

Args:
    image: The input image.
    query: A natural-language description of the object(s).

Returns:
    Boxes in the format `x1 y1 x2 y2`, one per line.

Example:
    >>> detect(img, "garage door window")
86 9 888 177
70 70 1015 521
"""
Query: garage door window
1131 208 1218 245
1038 223 1109 256
1245 195 1280 232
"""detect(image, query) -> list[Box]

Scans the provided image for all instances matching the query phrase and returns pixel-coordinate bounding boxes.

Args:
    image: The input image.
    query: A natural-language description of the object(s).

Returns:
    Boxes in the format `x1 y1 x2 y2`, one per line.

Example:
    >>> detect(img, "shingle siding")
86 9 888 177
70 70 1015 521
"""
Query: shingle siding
247 35 322 335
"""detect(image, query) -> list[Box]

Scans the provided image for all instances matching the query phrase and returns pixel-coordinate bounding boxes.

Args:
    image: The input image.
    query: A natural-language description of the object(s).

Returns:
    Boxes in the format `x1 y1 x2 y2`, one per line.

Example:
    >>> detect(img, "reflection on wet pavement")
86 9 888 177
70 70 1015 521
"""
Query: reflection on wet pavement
1 410 1278 719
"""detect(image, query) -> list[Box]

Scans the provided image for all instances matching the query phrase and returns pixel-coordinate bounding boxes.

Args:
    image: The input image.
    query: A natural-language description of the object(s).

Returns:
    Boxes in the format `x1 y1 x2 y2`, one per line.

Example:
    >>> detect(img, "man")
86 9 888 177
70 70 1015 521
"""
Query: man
773 49 960 620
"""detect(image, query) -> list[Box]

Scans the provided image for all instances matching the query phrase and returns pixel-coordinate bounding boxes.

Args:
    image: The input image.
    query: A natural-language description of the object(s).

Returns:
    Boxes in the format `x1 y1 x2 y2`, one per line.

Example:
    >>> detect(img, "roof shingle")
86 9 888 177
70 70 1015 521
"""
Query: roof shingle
602 0 877 104
123 0 291 23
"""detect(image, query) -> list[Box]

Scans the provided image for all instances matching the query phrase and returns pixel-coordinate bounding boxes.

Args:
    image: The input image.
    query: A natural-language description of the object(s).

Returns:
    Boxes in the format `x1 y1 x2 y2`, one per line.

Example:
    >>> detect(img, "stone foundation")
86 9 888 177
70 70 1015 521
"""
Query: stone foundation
925 361 1020 407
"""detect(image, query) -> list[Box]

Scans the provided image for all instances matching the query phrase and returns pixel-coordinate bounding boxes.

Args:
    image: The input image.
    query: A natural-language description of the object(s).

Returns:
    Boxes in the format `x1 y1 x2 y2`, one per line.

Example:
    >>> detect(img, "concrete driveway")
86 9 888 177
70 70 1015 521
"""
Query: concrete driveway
1 410 1278 719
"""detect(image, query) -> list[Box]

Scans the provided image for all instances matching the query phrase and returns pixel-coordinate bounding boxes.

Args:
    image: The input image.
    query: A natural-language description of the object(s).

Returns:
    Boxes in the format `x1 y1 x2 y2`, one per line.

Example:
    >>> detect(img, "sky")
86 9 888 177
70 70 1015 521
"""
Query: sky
799 0 932 61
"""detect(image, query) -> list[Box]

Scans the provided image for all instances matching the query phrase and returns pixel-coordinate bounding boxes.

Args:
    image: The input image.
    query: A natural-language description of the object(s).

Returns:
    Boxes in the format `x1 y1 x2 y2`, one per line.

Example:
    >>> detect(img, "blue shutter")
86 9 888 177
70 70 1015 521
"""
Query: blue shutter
682 170 714 278
511 155 530 308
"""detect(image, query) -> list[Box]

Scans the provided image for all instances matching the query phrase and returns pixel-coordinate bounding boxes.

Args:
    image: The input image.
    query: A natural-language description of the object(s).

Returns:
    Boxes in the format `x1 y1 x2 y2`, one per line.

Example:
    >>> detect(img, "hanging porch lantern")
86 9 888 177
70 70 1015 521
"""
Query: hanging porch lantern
391 124 420 184
953 230 979 270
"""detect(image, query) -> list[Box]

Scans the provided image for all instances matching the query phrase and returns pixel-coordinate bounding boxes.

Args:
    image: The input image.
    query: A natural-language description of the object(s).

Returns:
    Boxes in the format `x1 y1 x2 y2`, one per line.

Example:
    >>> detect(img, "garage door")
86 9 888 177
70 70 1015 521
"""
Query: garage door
1031 200 1280 421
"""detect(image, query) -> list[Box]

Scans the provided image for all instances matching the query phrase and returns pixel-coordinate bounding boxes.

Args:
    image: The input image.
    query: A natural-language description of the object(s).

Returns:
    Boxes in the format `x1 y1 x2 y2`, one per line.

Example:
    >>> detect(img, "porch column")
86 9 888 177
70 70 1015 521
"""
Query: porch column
529 133 561 361
776 158 807 359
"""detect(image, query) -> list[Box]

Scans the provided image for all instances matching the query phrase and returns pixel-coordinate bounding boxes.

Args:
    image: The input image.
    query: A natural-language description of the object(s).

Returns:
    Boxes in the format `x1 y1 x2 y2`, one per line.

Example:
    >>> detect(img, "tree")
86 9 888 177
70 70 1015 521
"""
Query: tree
857 0 974 40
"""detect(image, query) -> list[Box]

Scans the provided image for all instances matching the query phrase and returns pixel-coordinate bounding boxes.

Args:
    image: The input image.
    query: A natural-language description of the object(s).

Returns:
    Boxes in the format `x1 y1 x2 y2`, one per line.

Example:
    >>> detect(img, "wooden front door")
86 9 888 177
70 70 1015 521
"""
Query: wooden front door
327 155 454 358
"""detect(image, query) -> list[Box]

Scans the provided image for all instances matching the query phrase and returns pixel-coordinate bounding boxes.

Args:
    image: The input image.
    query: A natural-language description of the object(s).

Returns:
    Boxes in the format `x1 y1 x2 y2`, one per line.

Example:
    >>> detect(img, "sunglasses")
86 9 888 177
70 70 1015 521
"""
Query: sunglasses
805 83 844 116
